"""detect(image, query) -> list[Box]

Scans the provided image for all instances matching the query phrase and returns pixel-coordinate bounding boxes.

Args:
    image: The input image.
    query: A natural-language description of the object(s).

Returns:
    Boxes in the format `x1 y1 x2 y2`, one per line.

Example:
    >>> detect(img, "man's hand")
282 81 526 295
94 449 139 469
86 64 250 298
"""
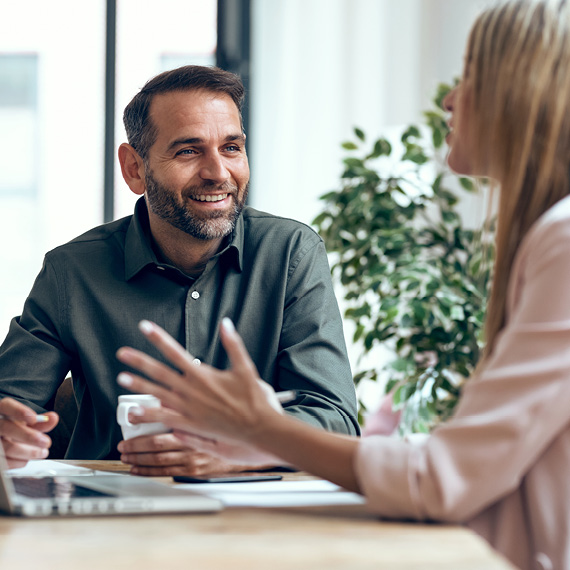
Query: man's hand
117 433 268 477
172 430 285 467
0 398 58 469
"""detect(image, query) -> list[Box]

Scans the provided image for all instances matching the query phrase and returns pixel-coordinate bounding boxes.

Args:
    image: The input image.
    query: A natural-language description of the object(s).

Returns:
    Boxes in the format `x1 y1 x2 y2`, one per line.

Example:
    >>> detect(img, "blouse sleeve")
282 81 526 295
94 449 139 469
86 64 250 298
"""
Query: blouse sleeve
355 209 570 522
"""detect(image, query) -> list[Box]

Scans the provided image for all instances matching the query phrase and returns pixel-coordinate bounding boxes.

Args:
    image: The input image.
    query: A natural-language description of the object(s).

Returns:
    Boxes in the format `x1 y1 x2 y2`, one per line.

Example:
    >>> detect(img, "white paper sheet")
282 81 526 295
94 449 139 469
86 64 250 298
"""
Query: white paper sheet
175 479 367 507
6 460 113 477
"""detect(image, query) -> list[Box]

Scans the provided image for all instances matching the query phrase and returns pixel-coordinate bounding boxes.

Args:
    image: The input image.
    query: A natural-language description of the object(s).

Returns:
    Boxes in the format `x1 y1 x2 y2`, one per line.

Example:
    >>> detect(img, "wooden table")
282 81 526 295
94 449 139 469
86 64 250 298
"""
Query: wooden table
0 461 516 570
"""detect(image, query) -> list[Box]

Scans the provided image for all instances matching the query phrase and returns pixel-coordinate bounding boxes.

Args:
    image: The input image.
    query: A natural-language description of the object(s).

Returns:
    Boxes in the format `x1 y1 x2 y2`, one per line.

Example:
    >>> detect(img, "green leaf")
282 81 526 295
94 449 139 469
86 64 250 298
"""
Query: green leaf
401 125 421 142
402 145 429 165
432 128 444 149
345 304 371 319
342 141 359 150
353 323 365 342
450 305 465 320
368 138 392 159
343 157 364 168
433 82 454 110
391 357 413 373
459 177 475 192
354 127 366 141
385 379 399 394
312 212 329 227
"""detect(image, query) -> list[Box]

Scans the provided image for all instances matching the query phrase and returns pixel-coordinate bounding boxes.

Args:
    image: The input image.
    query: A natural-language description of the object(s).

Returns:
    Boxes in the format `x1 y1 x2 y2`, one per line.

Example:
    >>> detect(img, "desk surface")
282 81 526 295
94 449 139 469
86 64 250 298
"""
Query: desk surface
0 460 515 570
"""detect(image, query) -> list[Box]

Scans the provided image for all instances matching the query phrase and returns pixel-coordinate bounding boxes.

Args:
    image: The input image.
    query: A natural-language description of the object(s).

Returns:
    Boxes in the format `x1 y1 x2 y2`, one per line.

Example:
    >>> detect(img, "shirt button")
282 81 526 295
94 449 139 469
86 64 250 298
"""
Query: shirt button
191 291 200 300
192 358 201 366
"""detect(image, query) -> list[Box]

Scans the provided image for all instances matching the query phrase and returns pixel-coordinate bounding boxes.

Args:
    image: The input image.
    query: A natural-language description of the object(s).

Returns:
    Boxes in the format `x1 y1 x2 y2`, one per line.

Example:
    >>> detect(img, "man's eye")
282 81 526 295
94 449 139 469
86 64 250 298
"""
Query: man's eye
176 149 197 156
225 145 240 152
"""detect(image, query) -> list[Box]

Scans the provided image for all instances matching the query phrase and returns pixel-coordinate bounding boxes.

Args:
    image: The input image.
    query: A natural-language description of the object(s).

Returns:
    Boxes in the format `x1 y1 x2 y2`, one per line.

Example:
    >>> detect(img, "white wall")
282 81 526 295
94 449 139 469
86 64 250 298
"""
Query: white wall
249 0 486 226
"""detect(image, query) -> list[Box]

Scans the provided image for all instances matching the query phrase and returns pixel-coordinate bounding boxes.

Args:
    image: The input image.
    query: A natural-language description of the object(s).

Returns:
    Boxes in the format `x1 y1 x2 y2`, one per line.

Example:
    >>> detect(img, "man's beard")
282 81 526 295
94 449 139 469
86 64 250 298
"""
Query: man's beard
144 168 248 240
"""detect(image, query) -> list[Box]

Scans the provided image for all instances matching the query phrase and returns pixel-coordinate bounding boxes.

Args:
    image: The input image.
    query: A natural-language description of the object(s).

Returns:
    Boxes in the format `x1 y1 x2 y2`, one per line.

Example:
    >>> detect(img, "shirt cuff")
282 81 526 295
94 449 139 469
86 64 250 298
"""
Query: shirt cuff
355 435 426 520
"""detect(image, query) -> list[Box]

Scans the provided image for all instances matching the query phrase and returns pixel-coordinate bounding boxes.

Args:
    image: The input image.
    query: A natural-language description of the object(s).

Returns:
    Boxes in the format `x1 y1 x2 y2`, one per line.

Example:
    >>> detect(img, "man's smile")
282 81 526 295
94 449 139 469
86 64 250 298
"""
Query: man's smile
190 193 230 203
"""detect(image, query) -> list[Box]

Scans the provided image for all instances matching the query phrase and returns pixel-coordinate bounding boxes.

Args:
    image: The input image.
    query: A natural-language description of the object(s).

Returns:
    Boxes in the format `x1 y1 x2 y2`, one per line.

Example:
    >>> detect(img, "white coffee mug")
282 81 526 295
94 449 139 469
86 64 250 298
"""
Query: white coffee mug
117 394 171 440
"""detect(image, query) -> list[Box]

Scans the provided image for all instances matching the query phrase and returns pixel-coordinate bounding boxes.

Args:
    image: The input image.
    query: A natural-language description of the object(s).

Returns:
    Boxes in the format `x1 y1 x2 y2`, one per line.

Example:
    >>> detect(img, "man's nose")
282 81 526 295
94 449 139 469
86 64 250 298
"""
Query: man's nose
199 152 230 183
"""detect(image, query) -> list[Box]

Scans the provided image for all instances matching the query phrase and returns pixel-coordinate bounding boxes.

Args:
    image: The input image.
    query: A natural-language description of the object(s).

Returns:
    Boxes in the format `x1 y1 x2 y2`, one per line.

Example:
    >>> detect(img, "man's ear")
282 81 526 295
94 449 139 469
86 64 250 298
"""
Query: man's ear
118 143 146 196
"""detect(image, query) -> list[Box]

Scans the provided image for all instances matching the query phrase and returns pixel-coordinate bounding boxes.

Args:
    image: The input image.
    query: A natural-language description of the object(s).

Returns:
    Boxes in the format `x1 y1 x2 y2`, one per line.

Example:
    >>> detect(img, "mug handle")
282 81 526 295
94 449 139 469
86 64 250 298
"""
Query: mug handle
116 402 140 427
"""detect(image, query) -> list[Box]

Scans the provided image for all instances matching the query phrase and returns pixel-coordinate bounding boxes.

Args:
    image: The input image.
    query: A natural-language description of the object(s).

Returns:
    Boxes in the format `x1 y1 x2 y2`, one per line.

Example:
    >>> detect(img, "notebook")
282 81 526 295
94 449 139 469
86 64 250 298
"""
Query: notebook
0 450 223 518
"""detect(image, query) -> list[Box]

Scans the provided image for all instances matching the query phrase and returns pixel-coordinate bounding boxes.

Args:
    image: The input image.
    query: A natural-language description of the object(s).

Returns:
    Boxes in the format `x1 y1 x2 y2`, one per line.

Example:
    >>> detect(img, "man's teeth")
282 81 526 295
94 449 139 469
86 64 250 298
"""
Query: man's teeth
193 193 229 202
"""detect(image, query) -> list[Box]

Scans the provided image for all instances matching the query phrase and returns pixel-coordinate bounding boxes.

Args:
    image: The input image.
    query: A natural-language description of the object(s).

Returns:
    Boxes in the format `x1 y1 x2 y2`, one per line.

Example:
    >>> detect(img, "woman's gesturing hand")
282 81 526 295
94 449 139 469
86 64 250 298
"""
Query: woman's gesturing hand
115 318 283 445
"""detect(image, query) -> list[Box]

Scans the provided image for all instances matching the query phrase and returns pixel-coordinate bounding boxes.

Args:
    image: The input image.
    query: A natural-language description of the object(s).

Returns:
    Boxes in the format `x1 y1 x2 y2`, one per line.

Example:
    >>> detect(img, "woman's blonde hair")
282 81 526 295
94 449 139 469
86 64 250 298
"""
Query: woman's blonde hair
467 0 570 356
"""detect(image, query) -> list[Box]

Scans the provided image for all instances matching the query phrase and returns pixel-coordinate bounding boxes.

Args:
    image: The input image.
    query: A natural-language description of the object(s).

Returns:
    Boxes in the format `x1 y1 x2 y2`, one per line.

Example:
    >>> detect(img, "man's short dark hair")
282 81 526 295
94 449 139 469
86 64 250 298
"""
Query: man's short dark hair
123 65 245 159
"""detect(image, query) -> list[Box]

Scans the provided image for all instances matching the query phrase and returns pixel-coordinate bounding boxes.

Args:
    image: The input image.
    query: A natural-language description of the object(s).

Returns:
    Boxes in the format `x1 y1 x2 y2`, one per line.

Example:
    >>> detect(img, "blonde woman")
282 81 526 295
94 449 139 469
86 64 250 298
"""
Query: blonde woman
116 1 570 568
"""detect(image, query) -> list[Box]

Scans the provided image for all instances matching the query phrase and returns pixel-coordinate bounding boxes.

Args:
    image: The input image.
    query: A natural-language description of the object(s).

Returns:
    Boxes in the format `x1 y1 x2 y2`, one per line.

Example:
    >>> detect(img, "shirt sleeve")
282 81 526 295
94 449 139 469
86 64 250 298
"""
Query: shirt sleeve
277 239 360 436
0 256 71 412
355 212 570 522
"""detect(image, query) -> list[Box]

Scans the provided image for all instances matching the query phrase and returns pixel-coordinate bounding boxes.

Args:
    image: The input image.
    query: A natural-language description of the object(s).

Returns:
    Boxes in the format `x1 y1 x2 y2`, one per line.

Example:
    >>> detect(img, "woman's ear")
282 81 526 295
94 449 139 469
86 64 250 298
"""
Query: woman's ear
118 143 146 196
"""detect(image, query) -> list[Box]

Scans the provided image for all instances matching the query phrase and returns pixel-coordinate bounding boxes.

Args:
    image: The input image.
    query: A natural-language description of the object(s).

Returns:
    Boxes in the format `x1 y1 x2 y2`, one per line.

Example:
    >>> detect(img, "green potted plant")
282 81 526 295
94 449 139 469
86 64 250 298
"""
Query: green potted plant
313 84 492 433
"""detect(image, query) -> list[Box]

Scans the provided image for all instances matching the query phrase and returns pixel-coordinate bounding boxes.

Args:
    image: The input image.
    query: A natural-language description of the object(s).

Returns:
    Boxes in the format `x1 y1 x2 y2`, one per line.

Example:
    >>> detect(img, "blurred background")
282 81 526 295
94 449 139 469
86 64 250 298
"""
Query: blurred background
0 0 485 345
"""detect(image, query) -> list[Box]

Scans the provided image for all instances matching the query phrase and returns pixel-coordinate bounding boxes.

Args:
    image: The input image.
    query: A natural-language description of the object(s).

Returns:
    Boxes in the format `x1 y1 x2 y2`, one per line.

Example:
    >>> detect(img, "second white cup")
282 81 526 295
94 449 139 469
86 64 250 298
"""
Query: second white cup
117 394 171 440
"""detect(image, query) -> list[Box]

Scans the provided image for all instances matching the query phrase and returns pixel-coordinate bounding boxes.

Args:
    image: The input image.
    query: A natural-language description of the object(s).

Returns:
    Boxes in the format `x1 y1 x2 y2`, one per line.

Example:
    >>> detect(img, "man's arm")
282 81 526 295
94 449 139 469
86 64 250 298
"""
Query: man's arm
277 239 360 435
0 257 68 463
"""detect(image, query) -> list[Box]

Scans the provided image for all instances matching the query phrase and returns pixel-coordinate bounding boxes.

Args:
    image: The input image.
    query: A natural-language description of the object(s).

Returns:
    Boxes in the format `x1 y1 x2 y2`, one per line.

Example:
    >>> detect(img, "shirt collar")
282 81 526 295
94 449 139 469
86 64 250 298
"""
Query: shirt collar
124 197 244 281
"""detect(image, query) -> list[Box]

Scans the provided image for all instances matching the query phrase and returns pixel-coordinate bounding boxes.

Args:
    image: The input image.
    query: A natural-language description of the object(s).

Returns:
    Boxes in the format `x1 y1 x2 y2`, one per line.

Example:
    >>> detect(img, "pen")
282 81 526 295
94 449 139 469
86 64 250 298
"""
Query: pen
0 414 50 423
275 390 296 404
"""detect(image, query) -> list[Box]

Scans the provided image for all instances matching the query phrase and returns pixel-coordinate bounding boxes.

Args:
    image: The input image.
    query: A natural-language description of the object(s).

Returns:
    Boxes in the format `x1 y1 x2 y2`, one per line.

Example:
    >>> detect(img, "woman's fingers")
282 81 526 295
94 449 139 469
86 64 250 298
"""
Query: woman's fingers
138 320 201 374
122 399 222 442
116 318 272 443
117 372 186 414
219 318 260 378
116 346 186 391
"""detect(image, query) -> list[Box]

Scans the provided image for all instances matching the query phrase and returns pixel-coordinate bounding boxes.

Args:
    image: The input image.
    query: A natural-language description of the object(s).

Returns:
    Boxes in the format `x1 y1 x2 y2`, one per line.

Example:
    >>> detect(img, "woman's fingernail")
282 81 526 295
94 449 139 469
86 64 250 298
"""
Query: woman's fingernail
130 406 145 417
117 373 133 387
139 320 154 334
222 317 235 334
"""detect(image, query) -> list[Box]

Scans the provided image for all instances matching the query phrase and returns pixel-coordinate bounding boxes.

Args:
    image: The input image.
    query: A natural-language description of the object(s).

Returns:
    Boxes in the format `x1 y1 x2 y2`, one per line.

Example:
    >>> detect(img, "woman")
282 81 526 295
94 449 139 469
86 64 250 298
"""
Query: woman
116 1 570 568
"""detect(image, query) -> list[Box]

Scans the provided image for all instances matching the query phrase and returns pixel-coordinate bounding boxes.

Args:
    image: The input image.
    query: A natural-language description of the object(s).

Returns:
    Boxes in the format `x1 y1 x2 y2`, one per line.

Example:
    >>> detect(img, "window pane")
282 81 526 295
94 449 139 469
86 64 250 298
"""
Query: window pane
0 1 106 341
0 55 38 197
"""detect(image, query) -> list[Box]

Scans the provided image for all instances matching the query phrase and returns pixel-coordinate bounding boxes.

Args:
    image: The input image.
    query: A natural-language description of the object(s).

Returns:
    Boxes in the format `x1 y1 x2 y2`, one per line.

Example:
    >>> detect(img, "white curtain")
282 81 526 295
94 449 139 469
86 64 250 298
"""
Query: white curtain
249 0 486 225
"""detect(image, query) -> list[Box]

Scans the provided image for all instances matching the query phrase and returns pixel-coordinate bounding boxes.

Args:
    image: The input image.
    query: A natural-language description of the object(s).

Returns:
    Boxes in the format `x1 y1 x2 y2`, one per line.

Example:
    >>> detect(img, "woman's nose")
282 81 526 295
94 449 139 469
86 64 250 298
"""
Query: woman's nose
442 86 457 112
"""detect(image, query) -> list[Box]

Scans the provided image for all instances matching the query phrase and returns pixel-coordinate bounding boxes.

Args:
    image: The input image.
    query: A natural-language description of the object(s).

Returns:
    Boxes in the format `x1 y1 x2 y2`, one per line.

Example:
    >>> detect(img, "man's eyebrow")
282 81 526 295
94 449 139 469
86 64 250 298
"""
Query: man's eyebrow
166 137 203 153
167 134 246 153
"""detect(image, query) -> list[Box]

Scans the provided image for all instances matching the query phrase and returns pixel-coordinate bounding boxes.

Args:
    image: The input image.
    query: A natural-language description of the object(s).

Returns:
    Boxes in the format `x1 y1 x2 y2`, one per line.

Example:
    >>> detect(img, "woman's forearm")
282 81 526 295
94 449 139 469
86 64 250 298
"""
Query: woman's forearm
249 413 362 493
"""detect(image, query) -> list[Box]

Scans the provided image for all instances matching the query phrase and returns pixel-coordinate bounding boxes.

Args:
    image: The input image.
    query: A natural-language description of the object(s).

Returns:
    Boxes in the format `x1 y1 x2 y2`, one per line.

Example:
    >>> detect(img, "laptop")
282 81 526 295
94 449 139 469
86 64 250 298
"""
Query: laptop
0 449 222 518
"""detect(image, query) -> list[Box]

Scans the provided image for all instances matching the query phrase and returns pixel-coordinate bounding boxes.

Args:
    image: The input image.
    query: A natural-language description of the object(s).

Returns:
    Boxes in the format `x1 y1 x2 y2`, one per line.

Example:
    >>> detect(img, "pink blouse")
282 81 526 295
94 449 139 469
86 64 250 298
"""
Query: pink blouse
355 195 570 570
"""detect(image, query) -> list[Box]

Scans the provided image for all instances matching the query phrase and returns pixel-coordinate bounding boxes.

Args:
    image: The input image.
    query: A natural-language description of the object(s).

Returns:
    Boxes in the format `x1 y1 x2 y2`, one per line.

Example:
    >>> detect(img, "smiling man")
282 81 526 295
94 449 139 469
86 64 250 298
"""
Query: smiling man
0 66 359 475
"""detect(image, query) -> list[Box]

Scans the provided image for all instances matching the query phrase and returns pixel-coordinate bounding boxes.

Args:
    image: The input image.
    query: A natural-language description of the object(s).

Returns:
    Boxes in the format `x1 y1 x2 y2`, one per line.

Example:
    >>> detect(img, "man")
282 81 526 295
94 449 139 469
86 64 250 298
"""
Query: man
0 65 359 476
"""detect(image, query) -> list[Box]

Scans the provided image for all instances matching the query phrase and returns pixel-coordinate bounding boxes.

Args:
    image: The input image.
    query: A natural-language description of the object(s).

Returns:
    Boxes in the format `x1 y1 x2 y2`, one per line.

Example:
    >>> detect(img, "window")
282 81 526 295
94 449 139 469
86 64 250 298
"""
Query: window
0 55 38 198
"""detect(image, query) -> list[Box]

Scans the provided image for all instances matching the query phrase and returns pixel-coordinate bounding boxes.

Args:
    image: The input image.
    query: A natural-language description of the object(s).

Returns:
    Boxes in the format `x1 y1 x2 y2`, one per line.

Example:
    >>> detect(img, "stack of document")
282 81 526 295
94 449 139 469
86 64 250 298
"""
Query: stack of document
175 479 366 508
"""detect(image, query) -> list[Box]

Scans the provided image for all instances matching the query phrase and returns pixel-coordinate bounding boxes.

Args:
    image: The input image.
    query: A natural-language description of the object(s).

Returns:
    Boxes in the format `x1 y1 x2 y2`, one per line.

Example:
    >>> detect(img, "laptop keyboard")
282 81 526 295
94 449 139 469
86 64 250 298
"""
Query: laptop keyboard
12 477 113 499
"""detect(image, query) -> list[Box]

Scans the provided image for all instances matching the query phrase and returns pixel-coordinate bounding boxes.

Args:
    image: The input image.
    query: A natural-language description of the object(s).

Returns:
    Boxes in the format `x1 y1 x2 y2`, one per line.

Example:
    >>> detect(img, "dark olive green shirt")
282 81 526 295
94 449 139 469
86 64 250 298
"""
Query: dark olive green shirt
0 199 359 458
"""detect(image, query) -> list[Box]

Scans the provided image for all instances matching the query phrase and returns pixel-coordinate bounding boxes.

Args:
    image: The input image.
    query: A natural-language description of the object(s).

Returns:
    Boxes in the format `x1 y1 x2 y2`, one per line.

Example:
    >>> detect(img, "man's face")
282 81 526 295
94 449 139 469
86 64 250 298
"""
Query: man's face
143 89 250 240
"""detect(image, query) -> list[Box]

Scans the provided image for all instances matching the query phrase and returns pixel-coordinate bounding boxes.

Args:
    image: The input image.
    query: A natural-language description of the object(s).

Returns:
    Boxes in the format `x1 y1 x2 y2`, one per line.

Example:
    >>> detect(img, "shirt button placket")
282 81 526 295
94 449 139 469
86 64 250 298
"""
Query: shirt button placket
187 290 201 364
